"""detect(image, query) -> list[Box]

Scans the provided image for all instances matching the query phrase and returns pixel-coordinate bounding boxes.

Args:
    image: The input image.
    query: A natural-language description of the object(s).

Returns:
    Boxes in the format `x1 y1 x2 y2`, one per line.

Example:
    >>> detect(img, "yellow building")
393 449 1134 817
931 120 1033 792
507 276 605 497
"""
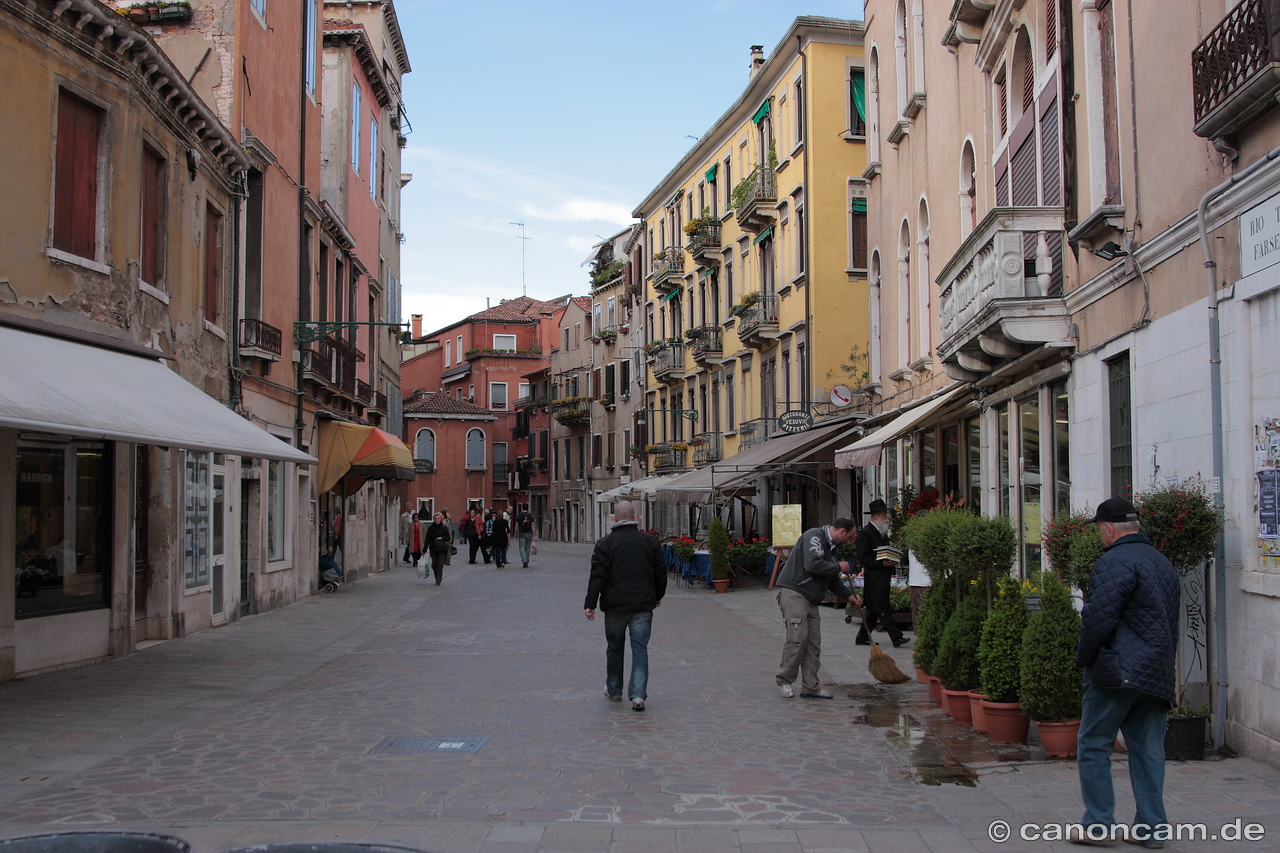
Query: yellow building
630 17 869 536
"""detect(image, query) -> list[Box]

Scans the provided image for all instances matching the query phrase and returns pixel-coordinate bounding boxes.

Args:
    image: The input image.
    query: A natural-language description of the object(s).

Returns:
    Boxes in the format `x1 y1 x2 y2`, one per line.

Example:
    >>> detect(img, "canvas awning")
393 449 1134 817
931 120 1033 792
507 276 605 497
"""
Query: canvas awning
594 473 683 503
317 420 414 494
655 421 849 504
834 388 969 469
0 323 314 464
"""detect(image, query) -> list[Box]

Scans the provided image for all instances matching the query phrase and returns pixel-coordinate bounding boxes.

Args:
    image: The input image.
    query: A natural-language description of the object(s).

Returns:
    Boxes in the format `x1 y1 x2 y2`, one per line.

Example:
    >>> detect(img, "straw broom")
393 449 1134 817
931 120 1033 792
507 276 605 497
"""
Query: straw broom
845 596 910 684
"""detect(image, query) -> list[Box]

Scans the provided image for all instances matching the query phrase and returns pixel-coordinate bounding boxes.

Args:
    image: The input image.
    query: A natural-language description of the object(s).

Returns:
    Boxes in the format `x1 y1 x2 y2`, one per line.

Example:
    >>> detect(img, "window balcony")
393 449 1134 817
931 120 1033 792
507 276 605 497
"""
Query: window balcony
738 418 778 450
650 442 689 471
493 462 511 483
691 431 723 465
936 207 1072 381
650 247 684 294
373 390 388 413
736 294 780 348
689 326 722 364
686 221 722 266
651 342 685 382
552 398 591 427
238 318 282 360
355 379 372 404
735 166 778 233
301 337 363 400
1193 0 1280 142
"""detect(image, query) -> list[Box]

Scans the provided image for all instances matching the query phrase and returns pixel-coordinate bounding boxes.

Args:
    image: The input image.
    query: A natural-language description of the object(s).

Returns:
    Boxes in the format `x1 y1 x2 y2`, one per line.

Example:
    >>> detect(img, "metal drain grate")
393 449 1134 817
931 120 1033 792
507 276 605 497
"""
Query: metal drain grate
368 736 489 755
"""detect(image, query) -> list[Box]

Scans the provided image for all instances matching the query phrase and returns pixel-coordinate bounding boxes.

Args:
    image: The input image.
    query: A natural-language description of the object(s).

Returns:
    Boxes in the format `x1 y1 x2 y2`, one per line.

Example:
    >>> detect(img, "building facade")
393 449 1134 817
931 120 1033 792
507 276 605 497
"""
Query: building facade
548 298 594 542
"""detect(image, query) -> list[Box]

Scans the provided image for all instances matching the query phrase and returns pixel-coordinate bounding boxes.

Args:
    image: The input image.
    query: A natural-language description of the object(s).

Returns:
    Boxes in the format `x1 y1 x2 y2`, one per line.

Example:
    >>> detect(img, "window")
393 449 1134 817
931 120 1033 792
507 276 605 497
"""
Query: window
466 429 486 470
622 428 632 461
53 90 102 260
468 383 475 401
139 146 166 288
267 459 287 562
303 0 316 94
518 382 530 400
457 334 463 358
868 47 881 165
16 440 112 618
490 382 508 410
895 0 910 112
244 169 264 316
185 451 211 589
1098 0 1121 205
552 439 560 482
351 80 361 170
204 204 223 324
562 327 570 351
445 339 452 366
726 369 736 431
619 358 630 398
795 77 804 142
725 259 735 313
494 442 508 479
369 117 378 198
573 323 581 348
250 0 265 14
577 435 585 480
851 199 868 269
850 69 867 136
995 68 1009 138
493 334 516 352
723 156 732 211
539 429 548 466
564 438 572 480
414 428 436 466
607 296 616 327
1108 353 1132 499
592 433 602 469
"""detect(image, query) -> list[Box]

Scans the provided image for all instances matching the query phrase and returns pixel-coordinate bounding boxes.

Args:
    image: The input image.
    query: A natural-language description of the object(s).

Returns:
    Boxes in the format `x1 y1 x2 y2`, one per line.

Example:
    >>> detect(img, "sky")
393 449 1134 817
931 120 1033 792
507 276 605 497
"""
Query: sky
393 0 865 332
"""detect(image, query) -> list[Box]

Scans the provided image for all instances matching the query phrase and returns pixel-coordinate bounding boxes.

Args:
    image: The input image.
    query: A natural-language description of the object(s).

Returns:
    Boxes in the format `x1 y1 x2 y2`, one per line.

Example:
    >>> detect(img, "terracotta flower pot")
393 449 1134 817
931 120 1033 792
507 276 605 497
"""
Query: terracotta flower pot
712 577 730 594
915 667 928 684
927 675 942 704
982 700 1031 744
944 688 973 726
939 685 954 717
968 691 988 734
1036 719 1081 759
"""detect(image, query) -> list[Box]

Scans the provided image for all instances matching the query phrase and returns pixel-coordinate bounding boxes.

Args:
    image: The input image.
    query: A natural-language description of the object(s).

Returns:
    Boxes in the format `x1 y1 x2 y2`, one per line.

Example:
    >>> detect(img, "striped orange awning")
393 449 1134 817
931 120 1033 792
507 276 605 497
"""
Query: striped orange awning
318 420 414 494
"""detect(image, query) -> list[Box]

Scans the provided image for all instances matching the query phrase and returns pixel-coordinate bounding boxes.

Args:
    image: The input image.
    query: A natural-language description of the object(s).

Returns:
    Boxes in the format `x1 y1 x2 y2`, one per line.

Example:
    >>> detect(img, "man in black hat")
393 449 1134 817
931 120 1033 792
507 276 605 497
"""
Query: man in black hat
854 498 908 647
1073 497 1180 848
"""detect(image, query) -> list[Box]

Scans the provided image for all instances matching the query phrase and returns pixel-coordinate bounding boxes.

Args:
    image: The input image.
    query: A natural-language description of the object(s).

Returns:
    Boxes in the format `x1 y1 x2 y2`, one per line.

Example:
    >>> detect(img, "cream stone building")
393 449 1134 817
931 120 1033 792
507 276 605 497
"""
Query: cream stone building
849 0 1280 764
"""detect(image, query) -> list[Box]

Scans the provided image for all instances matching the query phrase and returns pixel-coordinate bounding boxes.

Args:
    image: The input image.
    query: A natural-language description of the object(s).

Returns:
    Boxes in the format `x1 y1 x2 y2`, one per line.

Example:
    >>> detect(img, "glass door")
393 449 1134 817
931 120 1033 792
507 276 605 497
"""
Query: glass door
1018 396 1042 577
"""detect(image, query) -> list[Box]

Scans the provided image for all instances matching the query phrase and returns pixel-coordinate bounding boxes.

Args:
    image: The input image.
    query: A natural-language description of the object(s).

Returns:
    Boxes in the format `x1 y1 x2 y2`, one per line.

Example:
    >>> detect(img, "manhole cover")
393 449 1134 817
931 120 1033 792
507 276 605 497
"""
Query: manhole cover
368 736 489 755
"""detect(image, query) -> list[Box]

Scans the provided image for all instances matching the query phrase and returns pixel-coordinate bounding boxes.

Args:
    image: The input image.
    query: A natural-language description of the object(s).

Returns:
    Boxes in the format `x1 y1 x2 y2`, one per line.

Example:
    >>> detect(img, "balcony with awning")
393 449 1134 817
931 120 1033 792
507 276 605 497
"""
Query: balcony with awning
936 207 1072 381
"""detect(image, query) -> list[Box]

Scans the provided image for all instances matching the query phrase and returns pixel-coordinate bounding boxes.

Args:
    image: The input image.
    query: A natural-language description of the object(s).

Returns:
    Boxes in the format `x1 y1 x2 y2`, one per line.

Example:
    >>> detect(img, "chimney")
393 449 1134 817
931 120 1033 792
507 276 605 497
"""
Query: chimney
411 314 423 339
749 45 765 79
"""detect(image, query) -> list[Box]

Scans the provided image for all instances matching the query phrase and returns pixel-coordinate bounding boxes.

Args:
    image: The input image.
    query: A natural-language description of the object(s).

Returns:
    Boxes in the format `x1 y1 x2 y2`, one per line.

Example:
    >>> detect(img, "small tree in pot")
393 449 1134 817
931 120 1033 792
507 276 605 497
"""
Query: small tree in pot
708 517 730 592
912 580 955 679
978 577 1030 743
1019 573 1084 757
932 582 987 724
1043 509 1104 597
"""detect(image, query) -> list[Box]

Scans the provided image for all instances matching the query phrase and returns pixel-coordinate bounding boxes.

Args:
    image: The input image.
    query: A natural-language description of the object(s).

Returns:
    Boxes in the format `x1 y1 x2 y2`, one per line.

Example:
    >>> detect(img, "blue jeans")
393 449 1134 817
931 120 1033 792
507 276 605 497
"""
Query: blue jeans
518 532 533 563
492 542 508 566
604 610 652 701
1078 669 1170 833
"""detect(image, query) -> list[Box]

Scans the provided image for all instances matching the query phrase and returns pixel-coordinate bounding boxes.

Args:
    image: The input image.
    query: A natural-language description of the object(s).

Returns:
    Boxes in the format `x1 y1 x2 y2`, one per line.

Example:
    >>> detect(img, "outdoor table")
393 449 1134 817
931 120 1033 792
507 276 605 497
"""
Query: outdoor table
681 550 712 587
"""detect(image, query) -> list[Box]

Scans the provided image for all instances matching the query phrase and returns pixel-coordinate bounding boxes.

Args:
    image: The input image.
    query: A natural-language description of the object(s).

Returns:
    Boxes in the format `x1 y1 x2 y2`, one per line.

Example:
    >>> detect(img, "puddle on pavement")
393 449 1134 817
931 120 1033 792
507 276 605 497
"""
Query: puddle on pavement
843 683 977 787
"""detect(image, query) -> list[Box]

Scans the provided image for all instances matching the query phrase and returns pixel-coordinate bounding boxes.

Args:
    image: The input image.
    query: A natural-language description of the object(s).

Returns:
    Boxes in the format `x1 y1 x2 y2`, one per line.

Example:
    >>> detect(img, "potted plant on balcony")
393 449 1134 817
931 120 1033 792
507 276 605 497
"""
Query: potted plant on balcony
978 577 1031 743
1019 573 1084 758
708 517 731 593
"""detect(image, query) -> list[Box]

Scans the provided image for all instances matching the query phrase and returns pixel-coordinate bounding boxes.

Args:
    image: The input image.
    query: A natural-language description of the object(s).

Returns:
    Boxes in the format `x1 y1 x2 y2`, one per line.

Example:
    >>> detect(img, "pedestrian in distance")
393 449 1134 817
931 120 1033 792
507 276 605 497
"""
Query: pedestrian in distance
514 504 536 567
399 504 415 565
424 511 451 585
1073 497 1181 849
464 509 487 565
441 507 453 565
854 499 909 648
584 501 666 712
411 509 430 575
490 510 510 568
774 517 858 699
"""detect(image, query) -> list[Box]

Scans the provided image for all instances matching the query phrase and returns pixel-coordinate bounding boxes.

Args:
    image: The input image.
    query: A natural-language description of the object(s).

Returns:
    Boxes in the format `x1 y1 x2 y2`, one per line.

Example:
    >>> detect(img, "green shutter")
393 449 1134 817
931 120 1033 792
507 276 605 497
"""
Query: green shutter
851 71 866 123
705 163 717 183
752 99 771 126
660 286 682 303
752 225 774 245
852 198 867 213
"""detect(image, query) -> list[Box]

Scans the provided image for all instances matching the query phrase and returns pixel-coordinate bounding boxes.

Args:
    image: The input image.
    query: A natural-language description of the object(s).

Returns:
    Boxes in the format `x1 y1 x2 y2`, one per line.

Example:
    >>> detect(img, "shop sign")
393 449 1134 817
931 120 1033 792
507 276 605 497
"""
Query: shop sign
777 410 813 434
1239 192 1280 278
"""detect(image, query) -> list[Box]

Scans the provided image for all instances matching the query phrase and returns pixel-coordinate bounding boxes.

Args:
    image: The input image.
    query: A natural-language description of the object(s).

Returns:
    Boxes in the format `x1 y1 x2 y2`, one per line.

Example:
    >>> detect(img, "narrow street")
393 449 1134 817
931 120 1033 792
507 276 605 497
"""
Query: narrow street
0 541 1274 853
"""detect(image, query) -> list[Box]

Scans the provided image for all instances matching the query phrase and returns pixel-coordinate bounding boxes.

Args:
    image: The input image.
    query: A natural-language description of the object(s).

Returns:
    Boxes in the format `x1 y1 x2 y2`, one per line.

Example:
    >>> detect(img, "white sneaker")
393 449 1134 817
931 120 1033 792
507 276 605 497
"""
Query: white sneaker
779 683 794 698
631 699 645 712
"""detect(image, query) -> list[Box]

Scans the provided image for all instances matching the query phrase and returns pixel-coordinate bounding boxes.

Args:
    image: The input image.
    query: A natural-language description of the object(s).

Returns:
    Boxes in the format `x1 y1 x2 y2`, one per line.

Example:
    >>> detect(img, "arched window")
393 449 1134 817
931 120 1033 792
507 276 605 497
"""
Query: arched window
466 428 486 471
1013 28 1035 125
898 220 911 370
960 141 978 238
414 428 436 469
917 198 931 359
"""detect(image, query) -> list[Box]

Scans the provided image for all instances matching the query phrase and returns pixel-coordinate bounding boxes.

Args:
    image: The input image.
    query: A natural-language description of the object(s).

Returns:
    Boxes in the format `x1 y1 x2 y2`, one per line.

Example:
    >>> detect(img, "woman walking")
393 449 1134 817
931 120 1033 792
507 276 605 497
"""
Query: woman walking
412 509 429 576
441 508 454 565
490 510 510 568
425 511 452 585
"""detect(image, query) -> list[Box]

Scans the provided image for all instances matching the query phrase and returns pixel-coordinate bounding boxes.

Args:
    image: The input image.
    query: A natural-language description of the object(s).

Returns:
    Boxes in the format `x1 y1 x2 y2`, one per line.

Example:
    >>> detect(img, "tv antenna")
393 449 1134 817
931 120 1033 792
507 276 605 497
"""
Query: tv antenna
510 222 530 296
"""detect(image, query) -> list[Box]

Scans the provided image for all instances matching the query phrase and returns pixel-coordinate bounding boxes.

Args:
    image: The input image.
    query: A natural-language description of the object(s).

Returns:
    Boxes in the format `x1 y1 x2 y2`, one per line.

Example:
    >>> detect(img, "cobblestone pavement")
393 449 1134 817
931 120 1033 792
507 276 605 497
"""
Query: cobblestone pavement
0 539 1276 852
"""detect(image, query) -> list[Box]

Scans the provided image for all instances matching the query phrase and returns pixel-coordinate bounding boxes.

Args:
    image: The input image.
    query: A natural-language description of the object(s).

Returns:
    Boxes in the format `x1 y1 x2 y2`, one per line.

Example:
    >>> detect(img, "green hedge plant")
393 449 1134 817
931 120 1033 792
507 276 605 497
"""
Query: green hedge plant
902 508 967 583
1019 574 1084 722
932 582 987 692
978 577 1028 703
708 517 729 581
947 513 1016 609
912 580 956 675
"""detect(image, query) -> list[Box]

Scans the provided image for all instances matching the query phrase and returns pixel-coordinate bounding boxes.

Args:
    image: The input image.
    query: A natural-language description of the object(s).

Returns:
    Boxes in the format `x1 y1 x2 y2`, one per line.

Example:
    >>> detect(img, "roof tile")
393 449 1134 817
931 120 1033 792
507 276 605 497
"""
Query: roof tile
403 392 494 417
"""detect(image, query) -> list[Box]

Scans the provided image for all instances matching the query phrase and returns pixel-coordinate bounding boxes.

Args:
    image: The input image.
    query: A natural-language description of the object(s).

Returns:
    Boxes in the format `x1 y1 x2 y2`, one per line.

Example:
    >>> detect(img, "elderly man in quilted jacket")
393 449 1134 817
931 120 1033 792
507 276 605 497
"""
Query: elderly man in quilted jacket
1074 497 1180 849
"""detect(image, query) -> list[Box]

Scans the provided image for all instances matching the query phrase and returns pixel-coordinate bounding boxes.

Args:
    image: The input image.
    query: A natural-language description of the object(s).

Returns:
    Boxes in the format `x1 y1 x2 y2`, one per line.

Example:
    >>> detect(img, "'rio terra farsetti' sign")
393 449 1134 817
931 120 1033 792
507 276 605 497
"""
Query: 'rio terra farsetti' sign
1240 193 1280 279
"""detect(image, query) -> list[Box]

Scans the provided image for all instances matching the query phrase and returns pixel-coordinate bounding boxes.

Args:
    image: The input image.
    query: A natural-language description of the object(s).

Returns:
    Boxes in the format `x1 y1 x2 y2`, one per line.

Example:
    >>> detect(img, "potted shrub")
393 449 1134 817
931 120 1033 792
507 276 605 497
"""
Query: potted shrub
932 583 987 726
912 581 955 703
671 536 697 563
947 513 1017 608
1165 695 1209 761
979 578 1031 743
1043 509 1105 597
1135 479 1222 576
708 517 730 594
1019 573 1084 758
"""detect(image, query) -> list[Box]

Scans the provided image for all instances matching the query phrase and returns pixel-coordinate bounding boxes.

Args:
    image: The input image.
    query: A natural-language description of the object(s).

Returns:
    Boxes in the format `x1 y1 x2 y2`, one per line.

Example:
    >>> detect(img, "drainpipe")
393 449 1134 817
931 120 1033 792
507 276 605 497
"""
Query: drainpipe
229 170 245 412
1195 143 1280 749
798 35 812 423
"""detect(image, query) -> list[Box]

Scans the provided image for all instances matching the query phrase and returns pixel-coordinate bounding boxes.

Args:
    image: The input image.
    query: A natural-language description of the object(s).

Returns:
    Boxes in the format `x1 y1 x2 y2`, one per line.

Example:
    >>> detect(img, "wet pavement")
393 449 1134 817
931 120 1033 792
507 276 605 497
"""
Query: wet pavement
0 539 1276 852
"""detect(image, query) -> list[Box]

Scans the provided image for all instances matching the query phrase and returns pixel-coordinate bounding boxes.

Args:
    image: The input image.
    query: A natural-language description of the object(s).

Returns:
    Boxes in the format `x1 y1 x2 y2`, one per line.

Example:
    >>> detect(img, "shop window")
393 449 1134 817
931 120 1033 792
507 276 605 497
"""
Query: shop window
185 451 211 590
267 460 287 563
16 441 112 618
1053 381 1071 514
966 417 982 514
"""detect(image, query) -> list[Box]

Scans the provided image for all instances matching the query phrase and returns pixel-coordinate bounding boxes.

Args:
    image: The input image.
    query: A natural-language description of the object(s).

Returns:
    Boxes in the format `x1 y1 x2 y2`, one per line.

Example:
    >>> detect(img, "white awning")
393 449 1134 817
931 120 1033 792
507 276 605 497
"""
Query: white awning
594 473 683 502
834 388 969 469
0 325 315 464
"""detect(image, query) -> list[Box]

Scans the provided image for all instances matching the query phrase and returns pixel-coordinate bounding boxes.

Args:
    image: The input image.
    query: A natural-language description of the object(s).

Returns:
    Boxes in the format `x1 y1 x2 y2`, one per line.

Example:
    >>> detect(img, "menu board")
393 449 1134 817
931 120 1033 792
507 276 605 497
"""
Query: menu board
773 504 802 548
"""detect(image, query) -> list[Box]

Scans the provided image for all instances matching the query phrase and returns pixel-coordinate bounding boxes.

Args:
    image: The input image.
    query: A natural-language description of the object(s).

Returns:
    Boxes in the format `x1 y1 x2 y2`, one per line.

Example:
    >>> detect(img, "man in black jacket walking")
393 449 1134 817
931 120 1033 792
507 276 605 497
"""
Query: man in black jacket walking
1074 497 1180 848
854 499 908 647
584 501 666 711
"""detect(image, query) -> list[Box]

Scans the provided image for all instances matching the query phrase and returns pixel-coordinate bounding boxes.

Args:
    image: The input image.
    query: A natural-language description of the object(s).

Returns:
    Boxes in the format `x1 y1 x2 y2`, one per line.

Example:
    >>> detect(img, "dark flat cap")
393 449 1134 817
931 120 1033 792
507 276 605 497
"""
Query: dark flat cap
1090 497 1139 523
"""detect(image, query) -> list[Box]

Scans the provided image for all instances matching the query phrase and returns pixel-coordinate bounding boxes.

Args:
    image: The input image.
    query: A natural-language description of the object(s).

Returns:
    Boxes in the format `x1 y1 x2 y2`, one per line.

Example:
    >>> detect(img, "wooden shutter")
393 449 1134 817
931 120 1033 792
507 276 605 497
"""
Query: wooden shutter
851 210 868 268
1022 48 1035 113
1040 96 1064 296
1011 138 1037 206
607 432 615 468
1046 0 1058 59
141 148 163 286
204 205 223 323
54 90 100 258
1099 0 1122 204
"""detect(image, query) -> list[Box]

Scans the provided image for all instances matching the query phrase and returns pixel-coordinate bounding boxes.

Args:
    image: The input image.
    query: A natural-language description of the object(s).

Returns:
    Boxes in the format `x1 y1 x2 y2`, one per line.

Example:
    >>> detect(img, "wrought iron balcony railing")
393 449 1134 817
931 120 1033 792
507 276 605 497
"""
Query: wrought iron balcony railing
493 462 511 483
737 294 780 342
355 379 372 403
690 326 722 360
650 443 688 471
692 432 723 465
686 222 722 263
650 247 684 293
651 342 685 379
1192 0 1280 140
738 417 778 450
239 318 282 357
736 166 778 231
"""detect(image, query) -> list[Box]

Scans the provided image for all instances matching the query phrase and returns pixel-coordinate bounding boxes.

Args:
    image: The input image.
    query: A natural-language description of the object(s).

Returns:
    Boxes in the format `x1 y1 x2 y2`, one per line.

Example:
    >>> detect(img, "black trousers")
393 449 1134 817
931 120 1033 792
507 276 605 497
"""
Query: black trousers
855 569 904 643
468 535 489 564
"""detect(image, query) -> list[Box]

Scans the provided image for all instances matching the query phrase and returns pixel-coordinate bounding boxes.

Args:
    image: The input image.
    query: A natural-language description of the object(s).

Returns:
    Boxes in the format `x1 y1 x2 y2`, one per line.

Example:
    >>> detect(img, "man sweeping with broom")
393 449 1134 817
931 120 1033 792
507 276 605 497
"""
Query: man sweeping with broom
774 517 859 699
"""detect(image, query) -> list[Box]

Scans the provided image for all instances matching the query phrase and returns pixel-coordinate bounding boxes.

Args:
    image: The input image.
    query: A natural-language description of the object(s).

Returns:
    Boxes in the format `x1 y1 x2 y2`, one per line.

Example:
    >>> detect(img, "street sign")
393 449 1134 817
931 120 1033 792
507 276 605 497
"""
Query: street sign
777 410 813 434
830 385 853 408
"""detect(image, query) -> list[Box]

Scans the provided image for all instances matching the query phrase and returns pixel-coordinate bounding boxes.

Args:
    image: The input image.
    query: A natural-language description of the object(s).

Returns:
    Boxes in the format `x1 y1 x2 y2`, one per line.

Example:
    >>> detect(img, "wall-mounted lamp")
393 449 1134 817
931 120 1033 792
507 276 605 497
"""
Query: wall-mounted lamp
1092 240 1128 261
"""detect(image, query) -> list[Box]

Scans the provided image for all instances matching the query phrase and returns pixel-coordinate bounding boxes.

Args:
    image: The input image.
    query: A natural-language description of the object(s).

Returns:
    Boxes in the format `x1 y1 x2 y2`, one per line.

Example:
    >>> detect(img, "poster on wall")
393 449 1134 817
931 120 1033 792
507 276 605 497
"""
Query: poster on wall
1259 469 1280 538
772 504 802 548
